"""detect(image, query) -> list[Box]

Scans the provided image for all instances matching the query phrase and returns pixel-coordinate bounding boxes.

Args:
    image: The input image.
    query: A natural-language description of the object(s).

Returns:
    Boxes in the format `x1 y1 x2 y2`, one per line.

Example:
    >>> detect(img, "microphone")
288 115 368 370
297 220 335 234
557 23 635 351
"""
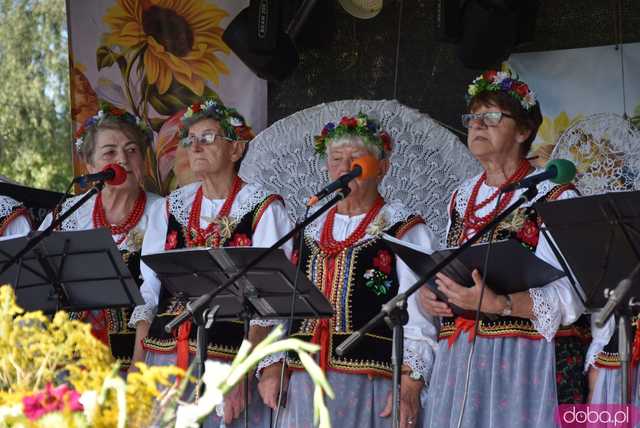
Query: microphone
595 263 640 328
73 163 128 187
501 159 577 192
307 155 379 206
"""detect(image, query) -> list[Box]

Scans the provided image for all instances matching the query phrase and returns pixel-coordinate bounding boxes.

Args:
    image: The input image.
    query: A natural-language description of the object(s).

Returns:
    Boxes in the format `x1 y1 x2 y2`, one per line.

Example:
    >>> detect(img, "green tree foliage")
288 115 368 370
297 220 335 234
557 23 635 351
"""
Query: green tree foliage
0 0 71 191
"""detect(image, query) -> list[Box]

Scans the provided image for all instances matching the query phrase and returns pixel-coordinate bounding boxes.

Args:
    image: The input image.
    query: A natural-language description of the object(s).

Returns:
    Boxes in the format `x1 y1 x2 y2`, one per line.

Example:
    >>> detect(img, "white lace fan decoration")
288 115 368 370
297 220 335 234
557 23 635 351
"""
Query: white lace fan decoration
239 99 481 244
550 113 640 195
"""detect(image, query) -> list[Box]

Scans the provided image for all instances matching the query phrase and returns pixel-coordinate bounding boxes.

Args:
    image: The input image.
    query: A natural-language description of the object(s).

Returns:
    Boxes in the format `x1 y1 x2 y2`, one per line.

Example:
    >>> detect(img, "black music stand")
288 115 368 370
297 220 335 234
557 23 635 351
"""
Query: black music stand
0 228 143 314
383 234 566 316
142 246 333 427
537 190 640 403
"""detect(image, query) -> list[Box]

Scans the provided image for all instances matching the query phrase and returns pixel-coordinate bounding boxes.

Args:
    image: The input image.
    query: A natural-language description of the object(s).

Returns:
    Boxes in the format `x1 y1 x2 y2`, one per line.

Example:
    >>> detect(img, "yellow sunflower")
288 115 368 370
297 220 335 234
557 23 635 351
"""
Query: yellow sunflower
103 0 230 96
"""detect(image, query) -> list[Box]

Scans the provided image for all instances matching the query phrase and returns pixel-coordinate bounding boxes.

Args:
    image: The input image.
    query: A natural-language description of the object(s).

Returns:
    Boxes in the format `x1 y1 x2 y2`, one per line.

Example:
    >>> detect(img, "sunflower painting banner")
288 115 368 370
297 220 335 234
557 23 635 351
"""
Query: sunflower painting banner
507 43 640 169
67 0 266 194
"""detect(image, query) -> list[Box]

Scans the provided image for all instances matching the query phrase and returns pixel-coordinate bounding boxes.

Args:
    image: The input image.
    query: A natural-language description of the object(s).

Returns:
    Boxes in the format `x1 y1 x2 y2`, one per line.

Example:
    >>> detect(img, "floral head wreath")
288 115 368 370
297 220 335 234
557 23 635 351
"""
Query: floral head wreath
74 102 151 152
179 99 254 142
467 69 537 111
313 113 392 158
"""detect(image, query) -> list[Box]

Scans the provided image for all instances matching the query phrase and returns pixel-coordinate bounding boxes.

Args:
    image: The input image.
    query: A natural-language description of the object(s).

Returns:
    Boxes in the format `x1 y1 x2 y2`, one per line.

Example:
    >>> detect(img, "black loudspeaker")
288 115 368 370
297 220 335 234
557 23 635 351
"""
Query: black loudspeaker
456 0 539 69
436 0 466 43
247 0 281 52
223 0 319 81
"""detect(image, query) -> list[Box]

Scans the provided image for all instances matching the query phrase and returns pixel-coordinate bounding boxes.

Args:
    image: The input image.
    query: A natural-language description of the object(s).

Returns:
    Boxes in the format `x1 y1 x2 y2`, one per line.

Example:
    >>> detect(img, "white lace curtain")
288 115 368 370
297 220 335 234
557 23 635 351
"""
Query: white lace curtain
239 99 482 245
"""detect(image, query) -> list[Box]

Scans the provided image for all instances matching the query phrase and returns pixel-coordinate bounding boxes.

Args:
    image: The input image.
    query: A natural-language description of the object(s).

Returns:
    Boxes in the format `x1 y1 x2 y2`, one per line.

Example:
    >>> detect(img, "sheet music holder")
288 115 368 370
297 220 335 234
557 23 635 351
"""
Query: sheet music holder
0 228 143 314
0 181 66 209
382 234 565 315
536 190 640 310
142 246 334 321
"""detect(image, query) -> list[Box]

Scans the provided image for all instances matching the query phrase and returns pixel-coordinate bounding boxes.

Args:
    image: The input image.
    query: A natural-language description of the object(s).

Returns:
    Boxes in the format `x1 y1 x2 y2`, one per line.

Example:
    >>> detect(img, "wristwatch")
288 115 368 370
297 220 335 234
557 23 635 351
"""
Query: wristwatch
500 294 513 317
402 367 423 381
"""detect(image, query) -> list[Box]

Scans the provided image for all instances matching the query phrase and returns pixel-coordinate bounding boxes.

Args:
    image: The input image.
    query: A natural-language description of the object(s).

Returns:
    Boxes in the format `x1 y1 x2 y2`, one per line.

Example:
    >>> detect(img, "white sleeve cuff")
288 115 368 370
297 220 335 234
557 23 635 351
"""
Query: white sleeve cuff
529 286 562 341
403 336 437 385
128 303 157 328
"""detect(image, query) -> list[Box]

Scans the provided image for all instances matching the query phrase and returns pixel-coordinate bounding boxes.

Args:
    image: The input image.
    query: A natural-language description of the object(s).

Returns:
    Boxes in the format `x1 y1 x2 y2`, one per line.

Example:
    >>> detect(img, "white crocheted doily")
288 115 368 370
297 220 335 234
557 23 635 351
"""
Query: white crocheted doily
239 99 481 244
551 113 640 195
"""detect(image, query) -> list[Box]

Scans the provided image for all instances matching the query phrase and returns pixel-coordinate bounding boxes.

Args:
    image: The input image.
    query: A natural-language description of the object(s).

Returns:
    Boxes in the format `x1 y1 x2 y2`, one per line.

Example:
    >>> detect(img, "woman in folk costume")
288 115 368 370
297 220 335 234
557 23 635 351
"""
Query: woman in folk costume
129 99 293 427
39 102 160 371
0 193 31 239
586 314 640 404
258 114 439 428
419 70 590 427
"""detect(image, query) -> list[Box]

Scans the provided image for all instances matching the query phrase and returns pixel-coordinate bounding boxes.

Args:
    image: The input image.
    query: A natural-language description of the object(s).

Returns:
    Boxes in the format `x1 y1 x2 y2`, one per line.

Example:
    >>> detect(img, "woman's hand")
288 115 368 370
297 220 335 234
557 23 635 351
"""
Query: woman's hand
127 320 150 376
587 366 599 403
418 286 453 317
379 373 424 427
224 381 248 424
435 270 508 314
257 362 290 409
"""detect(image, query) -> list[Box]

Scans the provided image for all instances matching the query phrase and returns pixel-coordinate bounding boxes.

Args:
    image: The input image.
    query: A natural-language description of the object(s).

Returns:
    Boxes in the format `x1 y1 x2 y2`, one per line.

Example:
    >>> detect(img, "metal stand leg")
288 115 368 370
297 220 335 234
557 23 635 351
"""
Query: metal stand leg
243 316 250 428
384 296 409 428
195 306 219 398
618 311 632 405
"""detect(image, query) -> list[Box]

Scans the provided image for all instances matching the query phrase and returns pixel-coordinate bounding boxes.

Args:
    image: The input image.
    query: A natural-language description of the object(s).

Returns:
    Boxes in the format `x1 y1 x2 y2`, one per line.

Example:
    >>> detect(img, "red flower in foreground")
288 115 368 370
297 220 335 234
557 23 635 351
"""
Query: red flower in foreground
229 233 252 247
23 383 83 421
191 103 202 113
165 230 178 250
372 249 393 275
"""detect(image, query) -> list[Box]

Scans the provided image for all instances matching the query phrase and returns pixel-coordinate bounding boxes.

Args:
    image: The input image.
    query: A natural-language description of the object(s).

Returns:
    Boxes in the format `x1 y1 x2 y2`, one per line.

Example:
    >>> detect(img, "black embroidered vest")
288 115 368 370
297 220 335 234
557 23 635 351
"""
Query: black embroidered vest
143 193 282 361
287 214 424 378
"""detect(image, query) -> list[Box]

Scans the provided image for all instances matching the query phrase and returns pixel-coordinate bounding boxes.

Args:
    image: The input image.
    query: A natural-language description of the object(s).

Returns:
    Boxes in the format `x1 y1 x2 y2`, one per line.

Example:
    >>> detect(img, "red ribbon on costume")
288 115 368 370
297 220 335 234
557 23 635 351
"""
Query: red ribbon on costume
631 319 640 367
310 256 336 372
85 310 109 346
174 319 192 370
447 317 477 348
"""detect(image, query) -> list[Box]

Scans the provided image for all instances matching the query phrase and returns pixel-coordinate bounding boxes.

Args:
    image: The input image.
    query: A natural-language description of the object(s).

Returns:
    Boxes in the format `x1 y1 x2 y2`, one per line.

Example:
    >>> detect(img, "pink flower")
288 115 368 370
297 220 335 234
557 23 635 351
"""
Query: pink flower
23 383 83 421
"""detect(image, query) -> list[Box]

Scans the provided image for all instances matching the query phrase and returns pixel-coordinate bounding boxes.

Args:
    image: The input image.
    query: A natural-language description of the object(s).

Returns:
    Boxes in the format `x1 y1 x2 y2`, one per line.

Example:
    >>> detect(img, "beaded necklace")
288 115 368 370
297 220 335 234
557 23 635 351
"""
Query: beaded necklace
92 191 147 245
185 175 243 248
459 159 532 244
319 196 385 256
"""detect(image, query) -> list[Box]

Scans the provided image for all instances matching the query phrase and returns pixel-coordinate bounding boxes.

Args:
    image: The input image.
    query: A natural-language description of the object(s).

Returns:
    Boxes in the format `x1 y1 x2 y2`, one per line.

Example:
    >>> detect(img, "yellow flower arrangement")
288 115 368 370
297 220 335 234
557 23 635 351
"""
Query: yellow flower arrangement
0 285 334 427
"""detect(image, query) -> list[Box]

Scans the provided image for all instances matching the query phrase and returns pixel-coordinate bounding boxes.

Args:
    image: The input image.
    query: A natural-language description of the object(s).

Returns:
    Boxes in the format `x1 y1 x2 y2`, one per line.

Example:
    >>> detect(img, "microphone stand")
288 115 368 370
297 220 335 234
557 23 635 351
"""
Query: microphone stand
163 187 350 428
164 187 350 333
336 185 539 428
0 181 105 278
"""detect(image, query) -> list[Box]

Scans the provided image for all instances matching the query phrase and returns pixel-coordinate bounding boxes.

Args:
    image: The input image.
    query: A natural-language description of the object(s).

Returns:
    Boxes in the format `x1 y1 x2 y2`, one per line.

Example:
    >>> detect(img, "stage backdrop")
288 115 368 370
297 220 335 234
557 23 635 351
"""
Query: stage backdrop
66 0 266 194
508 42 640 167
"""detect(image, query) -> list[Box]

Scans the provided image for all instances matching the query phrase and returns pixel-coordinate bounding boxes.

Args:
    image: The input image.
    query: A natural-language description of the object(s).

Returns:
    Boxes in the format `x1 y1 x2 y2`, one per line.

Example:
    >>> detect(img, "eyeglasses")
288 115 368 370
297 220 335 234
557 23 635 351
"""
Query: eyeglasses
180 132 234 148
461 111 514 129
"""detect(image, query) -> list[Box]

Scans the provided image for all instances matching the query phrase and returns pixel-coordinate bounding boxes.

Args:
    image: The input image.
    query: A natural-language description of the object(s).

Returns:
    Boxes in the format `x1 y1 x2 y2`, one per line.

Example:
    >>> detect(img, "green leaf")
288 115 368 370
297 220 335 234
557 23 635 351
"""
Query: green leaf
96 46 120 71
144 80 222 116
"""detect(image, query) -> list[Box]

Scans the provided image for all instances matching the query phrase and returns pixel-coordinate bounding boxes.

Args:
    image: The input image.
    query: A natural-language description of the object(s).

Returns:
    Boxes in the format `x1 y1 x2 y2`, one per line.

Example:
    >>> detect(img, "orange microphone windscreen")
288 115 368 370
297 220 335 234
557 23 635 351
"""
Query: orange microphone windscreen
351 154 379 179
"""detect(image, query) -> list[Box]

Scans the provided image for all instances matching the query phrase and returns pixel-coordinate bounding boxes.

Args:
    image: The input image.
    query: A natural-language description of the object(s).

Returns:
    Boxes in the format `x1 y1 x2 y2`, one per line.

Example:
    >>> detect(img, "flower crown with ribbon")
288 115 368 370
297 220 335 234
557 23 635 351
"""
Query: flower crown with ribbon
313 113 392 158
74 102 150 151
179 99 254 142
467 69 537 111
